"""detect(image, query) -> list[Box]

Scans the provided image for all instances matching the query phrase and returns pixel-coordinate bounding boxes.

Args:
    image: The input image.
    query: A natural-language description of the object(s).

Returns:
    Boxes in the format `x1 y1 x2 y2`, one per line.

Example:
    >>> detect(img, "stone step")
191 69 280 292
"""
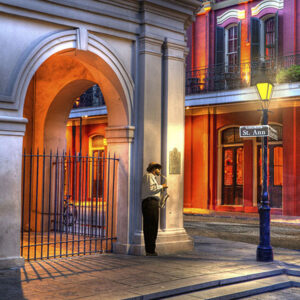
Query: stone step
169 275 300 299
126 268 300 300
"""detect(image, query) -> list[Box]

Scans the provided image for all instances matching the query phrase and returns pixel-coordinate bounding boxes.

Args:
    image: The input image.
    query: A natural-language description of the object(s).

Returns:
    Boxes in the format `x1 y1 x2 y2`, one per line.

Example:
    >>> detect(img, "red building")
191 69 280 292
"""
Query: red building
184 0 300 216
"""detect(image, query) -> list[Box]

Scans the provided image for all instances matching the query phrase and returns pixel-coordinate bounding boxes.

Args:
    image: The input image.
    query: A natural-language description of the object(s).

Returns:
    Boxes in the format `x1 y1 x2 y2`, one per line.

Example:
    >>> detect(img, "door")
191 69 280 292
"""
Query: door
257 145 283 208
222 147 244 205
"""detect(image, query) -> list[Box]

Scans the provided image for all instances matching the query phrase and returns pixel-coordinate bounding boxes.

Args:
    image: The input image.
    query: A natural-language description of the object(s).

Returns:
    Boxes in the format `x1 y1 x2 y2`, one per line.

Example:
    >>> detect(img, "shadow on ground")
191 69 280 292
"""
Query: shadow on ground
0 268 25 300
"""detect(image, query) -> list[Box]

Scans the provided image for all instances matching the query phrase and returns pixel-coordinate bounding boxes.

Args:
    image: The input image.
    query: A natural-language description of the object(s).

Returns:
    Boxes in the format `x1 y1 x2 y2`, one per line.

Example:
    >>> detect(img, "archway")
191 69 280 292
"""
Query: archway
21 31 134 260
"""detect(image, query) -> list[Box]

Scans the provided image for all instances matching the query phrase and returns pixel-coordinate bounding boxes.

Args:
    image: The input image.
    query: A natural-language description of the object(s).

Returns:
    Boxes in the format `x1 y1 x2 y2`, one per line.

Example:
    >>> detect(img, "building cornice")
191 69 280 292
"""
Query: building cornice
251 0 284 16
217 9 245 25
212 0 251 11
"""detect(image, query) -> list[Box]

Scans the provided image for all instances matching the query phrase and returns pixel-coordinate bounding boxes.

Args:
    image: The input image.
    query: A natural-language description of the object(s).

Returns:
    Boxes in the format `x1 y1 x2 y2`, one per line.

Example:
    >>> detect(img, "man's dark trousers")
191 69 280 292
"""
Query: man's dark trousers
142 197 159 254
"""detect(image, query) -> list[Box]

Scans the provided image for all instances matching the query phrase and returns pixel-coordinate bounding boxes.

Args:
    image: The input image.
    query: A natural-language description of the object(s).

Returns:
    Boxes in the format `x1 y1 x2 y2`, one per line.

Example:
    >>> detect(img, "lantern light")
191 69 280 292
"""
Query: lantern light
256 82 273 110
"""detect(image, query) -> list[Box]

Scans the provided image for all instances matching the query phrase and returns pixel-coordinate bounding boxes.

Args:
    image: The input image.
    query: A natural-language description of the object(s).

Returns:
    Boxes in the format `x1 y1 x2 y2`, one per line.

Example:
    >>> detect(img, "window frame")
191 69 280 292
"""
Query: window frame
225 24 238 69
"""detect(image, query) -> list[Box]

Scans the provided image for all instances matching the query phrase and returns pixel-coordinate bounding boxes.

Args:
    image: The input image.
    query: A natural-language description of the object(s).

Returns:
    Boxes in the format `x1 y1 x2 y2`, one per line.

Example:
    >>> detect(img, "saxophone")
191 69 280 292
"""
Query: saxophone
160 175 169 208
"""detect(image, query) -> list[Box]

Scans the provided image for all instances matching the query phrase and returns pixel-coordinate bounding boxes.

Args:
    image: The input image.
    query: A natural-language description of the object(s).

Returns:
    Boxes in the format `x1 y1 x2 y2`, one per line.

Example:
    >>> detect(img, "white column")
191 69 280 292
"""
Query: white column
157 40 193 253
130 36 164 255
105 125 135 254
0 116 27 269
131 37 193 255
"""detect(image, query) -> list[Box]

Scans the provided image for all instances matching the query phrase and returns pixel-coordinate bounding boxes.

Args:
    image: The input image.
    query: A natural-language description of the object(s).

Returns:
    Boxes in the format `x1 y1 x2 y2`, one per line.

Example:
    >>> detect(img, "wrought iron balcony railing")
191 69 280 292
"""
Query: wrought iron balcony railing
185 54 300 95
73 84 105 109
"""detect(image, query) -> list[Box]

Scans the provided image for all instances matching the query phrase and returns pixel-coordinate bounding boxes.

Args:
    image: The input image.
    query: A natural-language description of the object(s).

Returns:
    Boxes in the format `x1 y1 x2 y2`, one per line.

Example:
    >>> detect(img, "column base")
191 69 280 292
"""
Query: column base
256 246 273 262
0 256 24 270
115 228 193 256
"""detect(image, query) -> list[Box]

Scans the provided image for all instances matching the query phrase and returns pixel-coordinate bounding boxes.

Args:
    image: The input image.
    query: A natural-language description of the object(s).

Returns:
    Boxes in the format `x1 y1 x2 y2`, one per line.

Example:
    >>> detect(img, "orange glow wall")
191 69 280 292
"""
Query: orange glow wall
240 2 251 85
184 114 209 209
66 122 107 155
193 14 208 70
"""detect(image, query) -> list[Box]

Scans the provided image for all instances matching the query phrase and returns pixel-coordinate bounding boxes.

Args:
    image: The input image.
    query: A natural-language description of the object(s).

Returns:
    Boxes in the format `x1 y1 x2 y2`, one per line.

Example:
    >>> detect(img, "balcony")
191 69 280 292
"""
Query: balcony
185 54 300 96
73 84 105 109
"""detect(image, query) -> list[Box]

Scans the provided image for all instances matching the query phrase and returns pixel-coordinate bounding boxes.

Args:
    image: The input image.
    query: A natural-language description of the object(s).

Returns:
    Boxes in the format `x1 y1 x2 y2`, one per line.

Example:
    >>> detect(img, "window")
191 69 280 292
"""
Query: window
251 13 278 62
222 127 243 144
89 135 105 199
264 17 276 60
215 23 241 90
226 25 239 69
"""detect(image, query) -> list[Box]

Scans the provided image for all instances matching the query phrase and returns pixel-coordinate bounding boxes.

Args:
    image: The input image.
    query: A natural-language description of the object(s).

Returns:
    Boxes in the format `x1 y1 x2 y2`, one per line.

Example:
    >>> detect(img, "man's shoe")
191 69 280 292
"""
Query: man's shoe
146 252 158 256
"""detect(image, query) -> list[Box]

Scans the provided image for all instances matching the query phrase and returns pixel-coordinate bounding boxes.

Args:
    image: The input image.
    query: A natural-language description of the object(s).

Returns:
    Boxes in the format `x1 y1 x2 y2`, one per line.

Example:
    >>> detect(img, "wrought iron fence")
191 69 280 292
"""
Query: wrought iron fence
21 150 118 261
186 54 300 95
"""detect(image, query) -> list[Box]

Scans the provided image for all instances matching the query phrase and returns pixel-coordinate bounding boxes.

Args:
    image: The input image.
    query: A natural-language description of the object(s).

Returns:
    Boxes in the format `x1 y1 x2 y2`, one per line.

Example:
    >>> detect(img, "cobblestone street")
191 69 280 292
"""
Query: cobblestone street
184 212 300 250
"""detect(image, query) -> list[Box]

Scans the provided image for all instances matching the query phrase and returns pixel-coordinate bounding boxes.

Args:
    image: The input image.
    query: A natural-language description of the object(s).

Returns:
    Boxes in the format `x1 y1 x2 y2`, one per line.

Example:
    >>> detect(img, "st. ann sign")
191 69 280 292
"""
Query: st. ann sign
239 125 278 140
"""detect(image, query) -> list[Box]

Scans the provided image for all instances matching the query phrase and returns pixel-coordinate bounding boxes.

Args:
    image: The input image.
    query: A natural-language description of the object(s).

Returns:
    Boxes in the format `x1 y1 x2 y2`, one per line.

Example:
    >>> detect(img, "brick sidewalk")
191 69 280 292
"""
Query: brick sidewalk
1 236 300 299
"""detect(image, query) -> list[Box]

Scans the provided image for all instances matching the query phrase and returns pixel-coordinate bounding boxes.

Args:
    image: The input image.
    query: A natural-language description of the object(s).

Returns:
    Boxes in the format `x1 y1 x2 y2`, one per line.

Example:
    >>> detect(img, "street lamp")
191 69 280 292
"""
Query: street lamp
256 80 274 262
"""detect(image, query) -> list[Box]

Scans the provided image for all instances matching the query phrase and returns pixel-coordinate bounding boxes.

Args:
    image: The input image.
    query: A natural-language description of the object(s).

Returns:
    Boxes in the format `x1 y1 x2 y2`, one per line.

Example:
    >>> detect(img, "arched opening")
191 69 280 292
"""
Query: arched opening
21 40 133 260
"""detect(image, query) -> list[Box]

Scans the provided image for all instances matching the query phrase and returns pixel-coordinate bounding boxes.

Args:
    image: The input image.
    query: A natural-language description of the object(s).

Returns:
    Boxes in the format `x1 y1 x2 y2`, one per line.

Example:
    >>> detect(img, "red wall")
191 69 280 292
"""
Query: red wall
184 108 296 215
283 107 300 216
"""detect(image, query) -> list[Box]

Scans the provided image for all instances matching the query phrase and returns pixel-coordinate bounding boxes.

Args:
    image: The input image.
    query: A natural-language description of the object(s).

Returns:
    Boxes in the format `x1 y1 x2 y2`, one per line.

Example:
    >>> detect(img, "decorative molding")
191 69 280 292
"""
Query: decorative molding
251 0 284 16
217 9 245 25
105 126 135 143
0 116 28 136
139 36 163 57
163 41 185 62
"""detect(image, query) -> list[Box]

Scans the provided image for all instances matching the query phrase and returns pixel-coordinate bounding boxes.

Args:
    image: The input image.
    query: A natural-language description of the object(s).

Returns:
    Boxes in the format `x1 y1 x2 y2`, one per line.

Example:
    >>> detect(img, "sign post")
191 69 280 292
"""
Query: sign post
239 125 277 140
240 123 276 262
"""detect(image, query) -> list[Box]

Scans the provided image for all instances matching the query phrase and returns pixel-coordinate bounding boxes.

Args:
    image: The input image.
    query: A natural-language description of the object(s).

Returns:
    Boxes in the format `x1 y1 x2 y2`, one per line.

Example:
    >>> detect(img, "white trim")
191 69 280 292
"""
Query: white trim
217 9 245 25
251 0 284 16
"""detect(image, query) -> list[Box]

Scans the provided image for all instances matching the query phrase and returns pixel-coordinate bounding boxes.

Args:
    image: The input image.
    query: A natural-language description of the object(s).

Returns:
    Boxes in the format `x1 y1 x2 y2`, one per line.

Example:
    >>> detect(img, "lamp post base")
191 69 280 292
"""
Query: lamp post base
256 246 273 262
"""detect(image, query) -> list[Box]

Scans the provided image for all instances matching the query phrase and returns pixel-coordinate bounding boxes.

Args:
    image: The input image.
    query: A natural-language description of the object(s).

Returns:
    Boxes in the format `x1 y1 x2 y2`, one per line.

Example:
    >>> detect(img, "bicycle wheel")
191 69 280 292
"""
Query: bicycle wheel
63 204 78 226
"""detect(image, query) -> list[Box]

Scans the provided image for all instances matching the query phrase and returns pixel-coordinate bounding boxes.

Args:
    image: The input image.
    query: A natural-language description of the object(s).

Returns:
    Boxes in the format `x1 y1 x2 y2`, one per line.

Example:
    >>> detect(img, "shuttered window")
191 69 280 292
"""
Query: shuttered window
251 13 279 61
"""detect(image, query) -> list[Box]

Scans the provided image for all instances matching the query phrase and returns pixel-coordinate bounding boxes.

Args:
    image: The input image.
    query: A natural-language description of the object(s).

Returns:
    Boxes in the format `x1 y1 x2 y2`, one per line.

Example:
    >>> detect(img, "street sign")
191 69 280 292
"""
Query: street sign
239 125 278 140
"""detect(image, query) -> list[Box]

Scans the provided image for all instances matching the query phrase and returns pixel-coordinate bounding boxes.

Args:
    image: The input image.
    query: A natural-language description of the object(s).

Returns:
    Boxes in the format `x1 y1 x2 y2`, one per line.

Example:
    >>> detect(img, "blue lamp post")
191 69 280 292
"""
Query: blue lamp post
256 81 274 262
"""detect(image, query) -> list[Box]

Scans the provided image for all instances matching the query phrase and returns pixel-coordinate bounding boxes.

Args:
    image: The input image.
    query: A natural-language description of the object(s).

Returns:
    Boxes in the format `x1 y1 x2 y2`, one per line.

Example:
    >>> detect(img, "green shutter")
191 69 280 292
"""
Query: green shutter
215 26 225 65
215 26 225 89
237 21 241 65
275 11 279 61
251 17 260 61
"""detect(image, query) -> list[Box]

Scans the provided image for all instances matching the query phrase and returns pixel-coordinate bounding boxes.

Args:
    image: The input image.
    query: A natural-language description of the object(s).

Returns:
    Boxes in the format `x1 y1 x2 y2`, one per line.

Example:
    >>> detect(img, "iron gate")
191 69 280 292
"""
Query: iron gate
21 150 118 261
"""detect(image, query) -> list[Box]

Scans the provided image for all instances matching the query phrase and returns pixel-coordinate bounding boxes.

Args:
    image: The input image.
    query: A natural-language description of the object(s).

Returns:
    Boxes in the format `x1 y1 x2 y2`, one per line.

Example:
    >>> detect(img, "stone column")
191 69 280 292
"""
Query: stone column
131 37 193 255
130 36 164 255
0 116 27 269
157 40 193 254
105 126 135 253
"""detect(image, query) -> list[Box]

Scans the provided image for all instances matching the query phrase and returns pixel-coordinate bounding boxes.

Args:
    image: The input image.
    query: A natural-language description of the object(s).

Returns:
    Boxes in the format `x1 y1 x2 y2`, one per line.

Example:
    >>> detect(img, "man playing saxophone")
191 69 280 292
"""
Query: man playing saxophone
141 162 168 256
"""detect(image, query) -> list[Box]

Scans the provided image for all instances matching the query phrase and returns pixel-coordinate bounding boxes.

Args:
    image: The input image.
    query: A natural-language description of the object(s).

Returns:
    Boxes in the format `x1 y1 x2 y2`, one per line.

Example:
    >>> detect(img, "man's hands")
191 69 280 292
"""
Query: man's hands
162 183 168 189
